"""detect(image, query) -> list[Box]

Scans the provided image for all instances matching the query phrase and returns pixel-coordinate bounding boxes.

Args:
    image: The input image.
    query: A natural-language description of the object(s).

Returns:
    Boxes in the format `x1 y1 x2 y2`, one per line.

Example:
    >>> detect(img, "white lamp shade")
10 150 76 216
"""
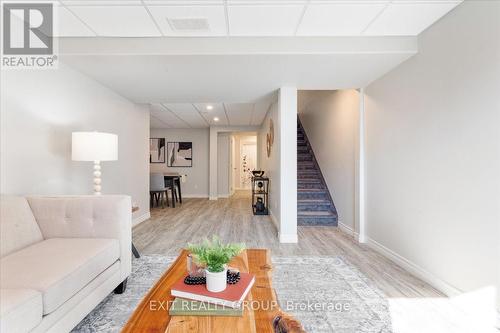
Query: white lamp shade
72 132 118 161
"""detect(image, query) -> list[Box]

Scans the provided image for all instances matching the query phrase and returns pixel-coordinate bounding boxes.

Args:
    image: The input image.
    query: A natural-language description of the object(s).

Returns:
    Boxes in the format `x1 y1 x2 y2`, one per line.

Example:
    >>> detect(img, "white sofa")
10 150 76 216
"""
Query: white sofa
0 195 132 333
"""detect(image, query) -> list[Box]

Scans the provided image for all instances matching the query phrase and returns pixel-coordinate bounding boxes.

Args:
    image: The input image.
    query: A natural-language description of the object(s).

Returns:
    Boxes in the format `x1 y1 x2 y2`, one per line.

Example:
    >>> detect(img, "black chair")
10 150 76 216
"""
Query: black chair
164 177 178 207
150 173 169 208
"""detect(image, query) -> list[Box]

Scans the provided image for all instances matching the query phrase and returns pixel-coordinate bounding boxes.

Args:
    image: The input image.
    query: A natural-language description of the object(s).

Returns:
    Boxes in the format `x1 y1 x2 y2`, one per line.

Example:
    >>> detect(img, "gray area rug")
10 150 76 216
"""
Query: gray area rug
72 255 392 333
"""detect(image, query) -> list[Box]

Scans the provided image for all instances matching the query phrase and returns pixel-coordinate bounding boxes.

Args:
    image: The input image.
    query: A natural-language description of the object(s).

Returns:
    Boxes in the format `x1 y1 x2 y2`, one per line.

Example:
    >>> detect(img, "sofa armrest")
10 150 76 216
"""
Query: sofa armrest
27 195 132 280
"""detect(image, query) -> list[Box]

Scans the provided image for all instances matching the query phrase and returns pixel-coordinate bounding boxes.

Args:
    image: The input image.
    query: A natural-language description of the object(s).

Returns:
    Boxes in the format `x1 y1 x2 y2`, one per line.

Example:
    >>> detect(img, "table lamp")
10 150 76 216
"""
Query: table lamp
72 131 118 195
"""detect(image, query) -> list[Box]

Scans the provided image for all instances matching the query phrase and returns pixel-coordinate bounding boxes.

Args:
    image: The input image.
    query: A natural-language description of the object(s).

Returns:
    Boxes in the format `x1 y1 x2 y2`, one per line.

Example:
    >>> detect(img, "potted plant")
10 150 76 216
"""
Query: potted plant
188 236 245 292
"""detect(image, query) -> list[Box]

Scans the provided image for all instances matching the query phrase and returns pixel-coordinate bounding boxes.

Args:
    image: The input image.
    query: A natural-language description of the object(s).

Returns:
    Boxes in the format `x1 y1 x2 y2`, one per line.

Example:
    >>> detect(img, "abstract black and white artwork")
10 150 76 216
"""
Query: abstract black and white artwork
167 142 192 167
150 138 165 163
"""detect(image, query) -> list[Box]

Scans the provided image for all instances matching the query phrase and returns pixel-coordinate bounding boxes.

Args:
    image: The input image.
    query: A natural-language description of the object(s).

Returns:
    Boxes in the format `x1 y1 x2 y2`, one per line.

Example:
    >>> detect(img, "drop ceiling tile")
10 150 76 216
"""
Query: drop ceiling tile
251 101 270 125
297 2 387 36
193 103 228 126
67 5 161 36
228 4 304 36
56 6 96 36
224 103 253 125
364 1 461 36
144 1 223 4
163 103 208 128
151 104 190 128
147 5 226 36
61 1 143 5
150 115 171 128
227 0 306 3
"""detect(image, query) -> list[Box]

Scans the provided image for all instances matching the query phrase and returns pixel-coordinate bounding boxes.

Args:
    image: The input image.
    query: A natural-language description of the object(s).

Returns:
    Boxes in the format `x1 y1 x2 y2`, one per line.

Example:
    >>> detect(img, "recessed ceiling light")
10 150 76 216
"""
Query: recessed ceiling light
213 117 219 122
206 105 213 110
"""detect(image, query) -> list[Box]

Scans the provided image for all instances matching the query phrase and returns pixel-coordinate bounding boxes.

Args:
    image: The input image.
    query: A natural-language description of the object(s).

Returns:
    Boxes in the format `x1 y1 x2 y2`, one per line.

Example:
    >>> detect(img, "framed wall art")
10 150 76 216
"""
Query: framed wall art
167 142 193 167
150 138 166 163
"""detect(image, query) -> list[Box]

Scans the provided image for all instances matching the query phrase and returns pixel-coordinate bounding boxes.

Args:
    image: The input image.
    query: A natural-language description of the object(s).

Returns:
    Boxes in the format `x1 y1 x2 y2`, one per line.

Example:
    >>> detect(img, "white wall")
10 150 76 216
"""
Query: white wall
0 62 150 223
298 90 359 231
259 102 280 227
217 133 230 197
150 128 209 197
365 0 499 305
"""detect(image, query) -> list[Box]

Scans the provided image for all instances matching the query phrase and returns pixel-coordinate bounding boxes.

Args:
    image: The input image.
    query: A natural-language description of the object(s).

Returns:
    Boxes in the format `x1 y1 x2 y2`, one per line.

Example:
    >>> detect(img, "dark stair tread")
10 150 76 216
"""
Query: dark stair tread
298 211 337 217
298 188 328 192
298 198 330 203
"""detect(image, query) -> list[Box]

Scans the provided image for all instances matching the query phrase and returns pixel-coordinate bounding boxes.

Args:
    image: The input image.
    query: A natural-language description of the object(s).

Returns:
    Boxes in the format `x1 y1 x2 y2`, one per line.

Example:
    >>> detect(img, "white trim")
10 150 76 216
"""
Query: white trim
182 194 209 198
270 210 295 244
338 221 359 240
132 212 150 227
279 233 298 243
366 236 462 297
218 194 230 198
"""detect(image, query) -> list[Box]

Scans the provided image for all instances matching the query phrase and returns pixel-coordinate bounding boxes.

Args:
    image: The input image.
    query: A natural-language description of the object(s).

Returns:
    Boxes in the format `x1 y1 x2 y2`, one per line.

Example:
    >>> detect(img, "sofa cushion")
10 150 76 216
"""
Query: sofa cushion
0 288 43 333
0 196 43 258
0 238 119 314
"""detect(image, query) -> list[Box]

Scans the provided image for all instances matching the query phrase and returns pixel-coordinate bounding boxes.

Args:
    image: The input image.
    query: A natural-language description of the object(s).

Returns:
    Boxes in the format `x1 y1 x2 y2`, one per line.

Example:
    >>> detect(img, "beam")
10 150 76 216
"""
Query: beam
59 36 417 56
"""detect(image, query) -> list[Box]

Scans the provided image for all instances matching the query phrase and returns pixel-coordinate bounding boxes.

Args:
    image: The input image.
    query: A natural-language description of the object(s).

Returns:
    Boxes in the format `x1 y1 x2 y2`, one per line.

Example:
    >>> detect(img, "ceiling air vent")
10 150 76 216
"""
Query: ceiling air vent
167 18 210 32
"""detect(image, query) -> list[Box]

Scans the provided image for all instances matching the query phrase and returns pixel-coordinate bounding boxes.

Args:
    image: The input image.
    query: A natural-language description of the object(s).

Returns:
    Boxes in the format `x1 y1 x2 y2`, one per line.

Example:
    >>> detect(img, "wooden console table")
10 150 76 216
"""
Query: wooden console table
122 249 304 333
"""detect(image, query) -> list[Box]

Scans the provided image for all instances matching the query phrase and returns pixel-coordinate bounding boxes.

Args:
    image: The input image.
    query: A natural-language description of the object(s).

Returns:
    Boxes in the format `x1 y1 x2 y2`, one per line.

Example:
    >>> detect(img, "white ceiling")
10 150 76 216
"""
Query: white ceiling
52 0 462 129
47 0 462 37
150 102 271 128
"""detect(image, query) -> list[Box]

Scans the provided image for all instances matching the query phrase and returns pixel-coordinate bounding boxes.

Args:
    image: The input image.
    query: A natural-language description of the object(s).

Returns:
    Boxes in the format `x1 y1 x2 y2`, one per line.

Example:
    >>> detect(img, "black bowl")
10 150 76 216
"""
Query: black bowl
252 170 265 177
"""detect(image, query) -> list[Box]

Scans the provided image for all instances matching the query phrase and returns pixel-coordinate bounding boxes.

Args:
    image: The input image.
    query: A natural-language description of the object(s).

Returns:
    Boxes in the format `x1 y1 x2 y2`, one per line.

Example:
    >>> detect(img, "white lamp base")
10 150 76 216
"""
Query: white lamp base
93 160 102 195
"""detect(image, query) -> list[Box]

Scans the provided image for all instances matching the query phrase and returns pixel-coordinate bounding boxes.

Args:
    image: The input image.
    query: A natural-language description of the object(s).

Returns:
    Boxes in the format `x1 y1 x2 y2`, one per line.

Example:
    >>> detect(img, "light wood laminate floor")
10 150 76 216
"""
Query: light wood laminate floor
133 191 442 299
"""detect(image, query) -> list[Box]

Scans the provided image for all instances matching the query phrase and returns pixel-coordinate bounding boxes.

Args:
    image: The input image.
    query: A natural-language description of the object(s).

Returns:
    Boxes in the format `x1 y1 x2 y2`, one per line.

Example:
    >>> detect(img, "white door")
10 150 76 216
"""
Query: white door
240 143 257 189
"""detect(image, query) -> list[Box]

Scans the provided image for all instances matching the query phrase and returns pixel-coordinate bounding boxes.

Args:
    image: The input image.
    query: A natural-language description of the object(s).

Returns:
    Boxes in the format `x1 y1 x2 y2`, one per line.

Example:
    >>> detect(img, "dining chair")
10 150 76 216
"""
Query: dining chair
150 173 169 208
164 177 178 207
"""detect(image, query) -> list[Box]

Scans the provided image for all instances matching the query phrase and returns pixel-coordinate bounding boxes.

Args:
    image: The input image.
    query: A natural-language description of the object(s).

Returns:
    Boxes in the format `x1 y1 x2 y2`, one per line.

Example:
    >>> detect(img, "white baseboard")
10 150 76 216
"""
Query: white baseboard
269 211 297 243
366 236 462 297
279 232 298 243
338 221 359 239
182 194 209 198
132 212 150 227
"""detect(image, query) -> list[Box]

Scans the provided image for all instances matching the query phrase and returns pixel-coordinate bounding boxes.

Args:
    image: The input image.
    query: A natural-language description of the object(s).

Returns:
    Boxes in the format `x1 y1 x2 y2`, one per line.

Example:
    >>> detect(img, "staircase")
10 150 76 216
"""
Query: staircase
297 119 338 226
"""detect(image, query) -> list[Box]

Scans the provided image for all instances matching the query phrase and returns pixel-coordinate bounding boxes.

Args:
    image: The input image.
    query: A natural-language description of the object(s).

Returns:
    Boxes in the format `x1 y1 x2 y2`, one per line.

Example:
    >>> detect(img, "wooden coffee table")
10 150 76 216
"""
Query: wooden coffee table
122 249 303 333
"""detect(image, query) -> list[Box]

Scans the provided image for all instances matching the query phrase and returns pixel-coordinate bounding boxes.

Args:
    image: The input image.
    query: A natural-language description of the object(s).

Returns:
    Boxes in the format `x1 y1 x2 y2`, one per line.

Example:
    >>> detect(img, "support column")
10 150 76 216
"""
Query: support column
278 87 298 243
357 88 367 243
209 127 218 200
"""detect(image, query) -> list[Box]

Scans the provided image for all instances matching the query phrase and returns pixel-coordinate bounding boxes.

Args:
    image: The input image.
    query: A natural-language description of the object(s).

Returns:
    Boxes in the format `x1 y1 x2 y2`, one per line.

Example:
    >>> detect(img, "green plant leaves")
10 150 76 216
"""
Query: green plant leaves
187 236 245 273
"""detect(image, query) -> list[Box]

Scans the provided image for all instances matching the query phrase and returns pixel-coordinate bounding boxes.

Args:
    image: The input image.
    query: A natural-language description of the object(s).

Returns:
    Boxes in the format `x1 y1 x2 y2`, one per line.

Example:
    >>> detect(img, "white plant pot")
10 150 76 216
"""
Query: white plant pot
205 268 227 293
